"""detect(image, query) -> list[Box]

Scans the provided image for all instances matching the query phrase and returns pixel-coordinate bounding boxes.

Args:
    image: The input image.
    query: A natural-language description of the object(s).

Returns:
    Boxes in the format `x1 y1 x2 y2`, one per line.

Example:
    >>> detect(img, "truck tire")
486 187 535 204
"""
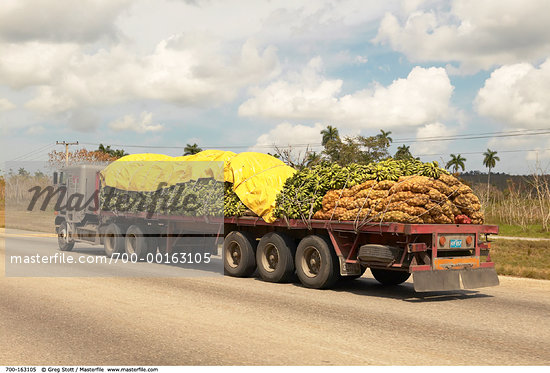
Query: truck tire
224 231 257 277
57 221 75 251
256 232 296 283
370 268 411 286
295 235 339 289
125 225 150 260
104 223 125 258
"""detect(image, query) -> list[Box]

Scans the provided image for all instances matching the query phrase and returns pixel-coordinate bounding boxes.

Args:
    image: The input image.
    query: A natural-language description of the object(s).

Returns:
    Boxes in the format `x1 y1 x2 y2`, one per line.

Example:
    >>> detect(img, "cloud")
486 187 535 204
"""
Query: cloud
410 122 458 156
14 36 279 129
373 0 550 73
0 97 15 111
0 0 131 43
475 59 550 128
250 122 324 153
239 58 453 130
109 112 164 133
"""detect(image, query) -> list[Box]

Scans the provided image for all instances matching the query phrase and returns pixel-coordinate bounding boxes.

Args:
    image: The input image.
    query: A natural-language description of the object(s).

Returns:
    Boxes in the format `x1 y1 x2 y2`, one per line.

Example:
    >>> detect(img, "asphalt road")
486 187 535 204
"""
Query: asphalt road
1 230 549 365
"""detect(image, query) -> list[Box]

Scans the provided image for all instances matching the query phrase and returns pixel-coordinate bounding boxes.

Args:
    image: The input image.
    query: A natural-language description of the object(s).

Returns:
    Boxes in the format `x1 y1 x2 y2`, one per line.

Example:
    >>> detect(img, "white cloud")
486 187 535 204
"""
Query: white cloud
15 36 279 123
0 0 131 43
0 42 79 88
109 112 164 133
0 97 15 111
411 122 458 156
475 59 550 128
250 122 324 154
239 58 453 130
373 0 550 73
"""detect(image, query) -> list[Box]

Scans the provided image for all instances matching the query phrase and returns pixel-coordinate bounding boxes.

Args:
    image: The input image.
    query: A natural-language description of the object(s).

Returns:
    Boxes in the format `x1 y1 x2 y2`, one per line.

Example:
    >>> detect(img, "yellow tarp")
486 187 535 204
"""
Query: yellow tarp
226 152 296 223
100 150 296 222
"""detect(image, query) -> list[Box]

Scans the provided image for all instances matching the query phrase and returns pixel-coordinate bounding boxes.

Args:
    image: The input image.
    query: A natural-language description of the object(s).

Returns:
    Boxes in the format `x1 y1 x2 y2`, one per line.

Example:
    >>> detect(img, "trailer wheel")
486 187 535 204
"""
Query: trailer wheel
104 223 125 258
224 231 257 277
295 235 339 289
370 268 411 286
57 221 75 251
256 232 296 283
125 225 150 260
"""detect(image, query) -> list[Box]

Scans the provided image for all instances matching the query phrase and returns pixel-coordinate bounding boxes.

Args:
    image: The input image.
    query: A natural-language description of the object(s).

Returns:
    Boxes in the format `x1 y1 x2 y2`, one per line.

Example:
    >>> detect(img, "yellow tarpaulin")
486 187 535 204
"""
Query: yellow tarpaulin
100 150 295 222
226 152 296 223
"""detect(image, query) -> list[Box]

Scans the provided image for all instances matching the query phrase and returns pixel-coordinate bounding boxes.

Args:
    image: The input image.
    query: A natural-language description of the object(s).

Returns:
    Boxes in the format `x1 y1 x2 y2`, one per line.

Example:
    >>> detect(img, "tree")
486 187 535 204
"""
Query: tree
321 125 340 146
183 143 202 156
446 154 466 174
17 168 30 177
483 148 500 201
305 151 322 167
394 144 413 160
48 149 120 169
97 144 128 158
377 129 393 147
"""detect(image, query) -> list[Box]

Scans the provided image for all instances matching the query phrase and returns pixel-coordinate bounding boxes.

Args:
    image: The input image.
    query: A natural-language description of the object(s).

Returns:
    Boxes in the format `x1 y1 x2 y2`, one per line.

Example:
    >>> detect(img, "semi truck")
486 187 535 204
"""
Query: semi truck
51 164 500 292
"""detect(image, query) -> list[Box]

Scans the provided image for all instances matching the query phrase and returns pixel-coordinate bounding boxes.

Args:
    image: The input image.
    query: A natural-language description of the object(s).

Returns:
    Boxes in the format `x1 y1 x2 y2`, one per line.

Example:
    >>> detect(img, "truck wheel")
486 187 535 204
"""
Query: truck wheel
57 221 75 251
224 231 257 277
125 225 150 260
256 232 296 283
104 223 125 258
370 268 411 285
295 235 339 289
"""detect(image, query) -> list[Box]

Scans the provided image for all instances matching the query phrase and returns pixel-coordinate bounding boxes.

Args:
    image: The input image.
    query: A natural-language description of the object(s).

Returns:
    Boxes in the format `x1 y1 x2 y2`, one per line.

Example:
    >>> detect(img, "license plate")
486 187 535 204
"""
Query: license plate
450 239 462 248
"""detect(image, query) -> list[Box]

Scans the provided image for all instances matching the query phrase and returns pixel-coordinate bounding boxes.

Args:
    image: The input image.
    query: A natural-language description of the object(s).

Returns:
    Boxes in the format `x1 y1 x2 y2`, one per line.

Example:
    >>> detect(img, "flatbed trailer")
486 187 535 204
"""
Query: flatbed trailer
54 165 500 292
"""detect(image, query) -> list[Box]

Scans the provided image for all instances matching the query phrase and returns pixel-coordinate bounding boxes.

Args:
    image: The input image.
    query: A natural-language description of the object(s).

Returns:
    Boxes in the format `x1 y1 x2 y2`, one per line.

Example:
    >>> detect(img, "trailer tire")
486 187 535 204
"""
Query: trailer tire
224 231 257 277
104 223 125 258
256 232 296 283
125 225 150 260
370 268 411 286
57 221 75 251
295 235 339 289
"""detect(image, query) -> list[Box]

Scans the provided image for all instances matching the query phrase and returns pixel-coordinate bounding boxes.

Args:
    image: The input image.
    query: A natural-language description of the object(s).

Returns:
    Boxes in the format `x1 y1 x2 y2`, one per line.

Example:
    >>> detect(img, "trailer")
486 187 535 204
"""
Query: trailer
53 164 500 292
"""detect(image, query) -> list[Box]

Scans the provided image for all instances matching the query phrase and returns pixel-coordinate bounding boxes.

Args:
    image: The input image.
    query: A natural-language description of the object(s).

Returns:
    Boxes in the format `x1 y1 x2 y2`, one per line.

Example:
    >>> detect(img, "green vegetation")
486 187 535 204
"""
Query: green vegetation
491 239 550 280
493 224 550 239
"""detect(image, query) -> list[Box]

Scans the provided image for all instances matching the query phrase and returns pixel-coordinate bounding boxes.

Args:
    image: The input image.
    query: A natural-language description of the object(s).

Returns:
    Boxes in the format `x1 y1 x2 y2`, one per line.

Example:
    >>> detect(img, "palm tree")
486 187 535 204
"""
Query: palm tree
446 154 466 174
483 149 500 201
378 129 393 147
321 125 340 146
183 143 202 156
306 151 322 166
97 144 128 159
394 144 412 160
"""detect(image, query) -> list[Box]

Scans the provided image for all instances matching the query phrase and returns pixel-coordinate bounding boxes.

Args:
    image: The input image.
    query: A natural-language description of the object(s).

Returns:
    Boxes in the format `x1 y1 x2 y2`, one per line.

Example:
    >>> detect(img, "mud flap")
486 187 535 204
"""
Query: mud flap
413 268 499 292
413 270 460 292
460 267 499 289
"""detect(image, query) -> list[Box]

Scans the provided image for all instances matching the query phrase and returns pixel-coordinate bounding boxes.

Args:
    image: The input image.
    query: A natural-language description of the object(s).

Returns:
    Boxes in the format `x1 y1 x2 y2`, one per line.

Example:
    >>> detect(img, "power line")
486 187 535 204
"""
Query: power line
79 128 550 150
9 143 56 162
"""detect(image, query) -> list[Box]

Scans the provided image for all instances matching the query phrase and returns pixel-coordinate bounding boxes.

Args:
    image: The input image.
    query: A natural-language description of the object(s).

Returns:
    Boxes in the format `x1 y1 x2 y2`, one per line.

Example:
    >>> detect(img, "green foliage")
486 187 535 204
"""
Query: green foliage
183 143 202 156
97 144 128 158
446 153 467 173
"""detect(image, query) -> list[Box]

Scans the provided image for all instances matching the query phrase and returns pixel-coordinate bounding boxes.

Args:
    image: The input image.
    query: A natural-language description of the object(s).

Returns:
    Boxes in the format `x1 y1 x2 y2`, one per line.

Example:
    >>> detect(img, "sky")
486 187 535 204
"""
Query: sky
1 0 550 174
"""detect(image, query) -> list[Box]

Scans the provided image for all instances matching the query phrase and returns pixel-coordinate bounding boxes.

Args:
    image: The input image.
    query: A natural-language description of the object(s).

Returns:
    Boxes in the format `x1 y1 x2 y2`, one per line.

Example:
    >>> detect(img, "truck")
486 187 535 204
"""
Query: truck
52 164 500 292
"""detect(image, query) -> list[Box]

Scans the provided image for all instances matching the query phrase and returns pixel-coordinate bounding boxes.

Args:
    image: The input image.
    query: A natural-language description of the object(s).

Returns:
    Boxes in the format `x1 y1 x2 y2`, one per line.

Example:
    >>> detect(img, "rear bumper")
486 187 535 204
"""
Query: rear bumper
412 267 499 292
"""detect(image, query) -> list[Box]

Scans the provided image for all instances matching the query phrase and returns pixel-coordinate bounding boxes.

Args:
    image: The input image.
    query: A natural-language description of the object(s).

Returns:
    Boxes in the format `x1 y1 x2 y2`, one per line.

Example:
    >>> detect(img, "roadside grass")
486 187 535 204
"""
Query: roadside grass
490 239 550 280
487 222 550 239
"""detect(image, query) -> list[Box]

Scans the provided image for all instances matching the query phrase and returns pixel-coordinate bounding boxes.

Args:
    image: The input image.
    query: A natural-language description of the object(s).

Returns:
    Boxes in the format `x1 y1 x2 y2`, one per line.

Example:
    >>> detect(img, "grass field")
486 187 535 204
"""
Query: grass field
490 223 550 238
490 239 550 280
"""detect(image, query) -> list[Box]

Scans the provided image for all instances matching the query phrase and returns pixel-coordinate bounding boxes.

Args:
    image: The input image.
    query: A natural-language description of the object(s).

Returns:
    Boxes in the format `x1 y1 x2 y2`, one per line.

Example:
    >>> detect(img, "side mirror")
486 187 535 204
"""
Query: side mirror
53 172 58 185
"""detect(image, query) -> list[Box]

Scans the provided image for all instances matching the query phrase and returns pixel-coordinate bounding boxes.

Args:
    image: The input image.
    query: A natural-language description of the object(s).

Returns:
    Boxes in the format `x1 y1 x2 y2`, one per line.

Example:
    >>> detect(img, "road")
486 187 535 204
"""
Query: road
1 230 549 365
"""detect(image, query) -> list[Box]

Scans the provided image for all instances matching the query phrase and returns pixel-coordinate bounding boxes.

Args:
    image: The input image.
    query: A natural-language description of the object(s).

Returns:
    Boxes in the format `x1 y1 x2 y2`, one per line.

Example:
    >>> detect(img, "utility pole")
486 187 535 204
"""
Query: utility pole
56 141 79 166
